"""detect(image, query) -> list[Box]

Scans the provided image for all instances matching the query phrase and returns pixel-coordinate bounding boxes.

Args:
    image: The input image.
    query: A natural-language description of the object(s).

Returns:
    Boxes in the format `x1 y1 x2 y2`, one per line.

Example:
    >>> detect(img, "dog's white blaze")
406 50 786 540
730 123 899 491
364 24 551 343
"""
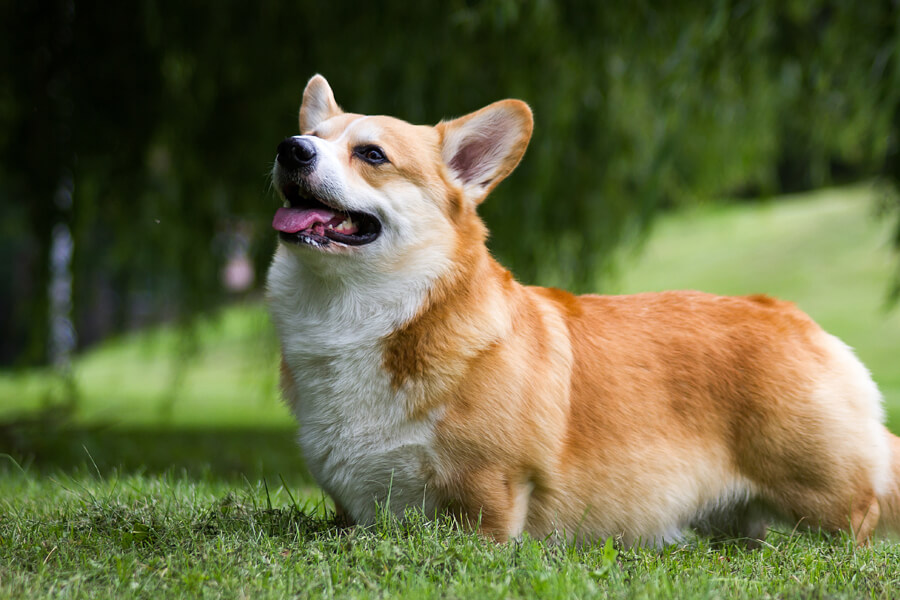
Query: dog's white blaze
335 116 380 146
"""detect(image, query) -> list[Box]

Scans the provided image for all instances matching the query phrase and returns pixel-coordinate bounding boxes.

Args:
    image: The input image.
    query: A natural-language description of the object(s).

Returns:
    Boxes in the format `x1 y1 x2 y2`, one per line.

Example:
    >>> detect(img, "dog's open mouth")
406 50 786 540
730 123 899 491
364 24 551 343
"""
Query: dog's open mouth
273 184 381 247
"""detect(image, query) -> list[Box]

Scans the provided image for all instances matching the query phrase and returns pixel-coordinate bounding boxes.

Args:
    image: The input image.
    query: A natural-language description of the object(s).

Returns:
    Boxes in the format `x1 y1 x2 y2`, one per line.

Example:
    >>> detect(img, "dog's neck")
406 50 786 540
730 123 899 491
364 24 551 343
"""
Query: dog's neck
266 243 449 342
380 240 518 409
266 214 517 415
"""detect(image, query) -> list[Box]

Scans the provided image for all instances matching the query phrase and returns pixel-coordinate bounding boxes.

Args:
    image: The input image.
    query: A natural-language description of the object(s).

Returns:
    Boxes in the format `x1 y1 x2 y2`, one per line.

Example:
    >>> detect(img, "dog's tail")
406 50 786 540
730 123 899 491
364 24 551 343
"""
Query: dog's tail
877 427 900 534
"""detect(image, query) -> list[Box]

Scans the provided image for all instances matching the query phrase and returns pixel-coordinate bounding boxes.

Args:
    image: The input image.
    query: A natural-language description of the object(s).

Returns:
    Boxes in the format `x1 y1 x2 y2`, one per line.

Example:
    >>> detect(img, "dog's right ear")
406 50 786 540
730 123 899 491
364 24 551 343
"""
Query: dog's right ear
437 99 533 204
299 75 342 133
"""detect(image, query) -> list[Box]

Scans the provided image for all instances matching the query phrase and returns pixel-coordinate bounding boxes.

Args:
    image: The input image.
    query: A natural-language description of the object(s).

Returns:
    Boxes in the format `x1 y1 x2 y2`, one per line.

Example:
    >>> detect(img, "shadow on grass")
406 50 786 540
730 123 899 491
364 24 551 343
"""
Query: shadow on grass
64 495 338 555
0 410 313 484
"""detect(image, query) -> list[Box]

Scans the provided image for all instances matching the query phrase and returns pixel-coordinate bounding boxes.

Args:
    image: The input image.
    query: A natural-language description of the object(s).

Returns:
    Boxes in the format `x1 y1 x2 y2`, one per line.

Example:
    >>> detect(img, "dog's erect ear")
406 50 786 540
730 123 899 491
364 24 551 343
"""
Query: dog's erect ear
299 75 342 133
437 100 533 203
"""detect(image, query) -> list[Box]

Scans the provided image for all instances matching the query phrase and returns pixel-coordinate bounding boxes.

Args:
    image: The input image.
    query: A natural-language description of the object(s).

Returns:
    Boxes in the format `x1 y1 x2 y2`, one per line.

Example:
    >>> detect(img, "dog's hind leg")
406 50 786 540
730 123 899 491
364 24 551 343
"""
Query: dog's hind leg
876 428 900 537
850 495 880 546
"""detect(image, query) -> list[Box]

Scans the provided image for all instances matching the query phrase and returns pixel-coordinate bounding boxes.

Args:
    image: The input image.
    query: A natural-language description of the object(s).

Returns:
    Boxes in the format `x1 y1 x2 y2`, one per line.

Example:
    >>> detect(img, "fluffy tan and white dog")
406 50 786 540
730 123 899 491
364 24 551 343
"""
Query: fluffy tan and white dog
266 75 900 546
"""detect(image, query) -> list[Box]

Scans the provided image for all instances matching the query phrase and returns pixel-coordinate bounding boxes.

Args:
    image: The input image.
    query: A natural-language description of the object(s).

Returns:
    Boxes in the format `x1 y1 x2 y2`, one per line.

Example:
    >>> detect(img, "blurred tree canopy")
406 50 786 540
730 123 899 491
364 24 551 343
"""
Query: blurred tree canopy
1 0 899 365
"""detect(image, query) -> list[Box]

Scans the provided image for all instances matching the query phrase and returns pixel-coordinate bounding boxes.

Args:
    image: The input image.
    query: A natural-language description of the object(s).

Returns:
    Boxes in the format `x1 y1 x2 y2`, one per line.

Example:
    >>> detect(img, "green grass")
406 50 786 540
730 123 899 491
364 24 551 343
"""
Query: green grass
3 469 900 599
0 302 289 428
2 184 900 598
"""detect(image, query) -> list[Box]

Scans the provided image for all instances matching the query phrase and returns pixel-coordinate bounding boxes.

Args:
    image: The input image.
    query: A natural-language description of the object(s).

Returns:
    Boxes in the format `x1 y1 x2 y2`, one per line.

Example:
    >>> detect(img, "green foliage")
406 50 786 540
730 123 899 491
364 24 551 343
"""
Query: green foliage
2 1 900 365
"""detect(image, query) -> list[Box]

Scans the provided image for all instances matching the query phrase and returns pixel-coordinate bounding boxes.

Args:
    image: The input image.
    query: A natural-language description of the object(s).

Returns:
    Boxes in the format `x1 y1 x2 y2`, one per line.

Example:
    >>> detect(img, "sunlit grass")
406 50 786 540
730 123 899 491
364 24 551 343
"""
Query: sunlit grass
3 468 900 599
0 302 288 428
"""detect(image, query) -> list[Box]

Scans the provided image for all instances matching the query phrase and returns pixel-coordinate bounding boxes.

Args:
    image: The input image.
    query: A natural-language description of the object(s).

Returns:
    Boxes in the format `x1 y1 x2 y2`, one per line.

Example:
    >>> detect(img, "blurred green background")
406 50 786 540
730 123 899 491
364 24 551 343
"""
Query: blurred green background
1 1 899 480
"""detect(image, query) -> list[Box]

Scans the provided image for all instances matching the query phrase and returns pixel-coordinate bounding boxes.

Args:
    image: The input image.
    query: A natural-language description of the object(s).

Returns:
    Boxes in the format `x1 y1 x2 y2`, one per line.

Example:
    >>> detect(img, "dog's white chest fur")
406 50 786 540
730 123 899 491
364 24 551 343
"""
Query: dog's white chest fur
266 249 442 524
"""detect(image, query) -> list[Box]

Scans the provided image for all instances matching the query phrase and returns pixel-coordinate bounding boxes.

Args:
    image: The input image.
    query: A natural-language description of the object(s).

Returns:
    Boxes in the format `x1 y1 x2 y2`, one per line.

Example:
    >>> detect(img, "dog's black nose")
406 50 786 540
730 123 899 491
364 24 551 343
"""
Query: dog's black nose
277 137 317 170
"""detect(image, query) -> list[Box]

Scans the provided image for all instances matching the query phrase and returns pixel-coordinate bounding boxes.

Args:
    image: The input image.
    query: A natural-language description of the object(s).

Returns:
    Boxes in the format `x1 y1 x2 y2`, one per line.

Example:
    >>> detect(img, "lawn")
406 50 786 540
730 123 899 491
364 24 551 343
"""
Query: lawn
2 185 900 598
4 472 900 599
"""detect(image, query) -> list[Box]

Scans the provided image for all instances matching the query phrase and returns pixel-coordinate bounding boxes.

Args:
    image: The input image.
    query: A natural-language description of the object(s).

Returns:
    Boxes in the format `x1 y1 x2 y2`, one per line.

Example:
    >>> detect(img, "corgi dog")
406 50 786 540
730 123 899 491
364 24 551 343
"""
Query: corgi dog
266 74 900 546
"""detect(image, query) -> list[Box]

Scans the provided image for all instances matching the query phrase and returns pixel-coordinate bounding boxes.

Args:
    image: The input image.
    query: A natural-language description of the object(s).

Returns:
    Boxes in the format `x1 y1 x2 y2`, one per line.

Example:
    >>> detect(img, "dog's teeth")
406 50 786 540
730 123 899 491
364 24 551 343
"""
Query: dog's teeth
283 200 290 208
326 223 334 230
340 218 353 229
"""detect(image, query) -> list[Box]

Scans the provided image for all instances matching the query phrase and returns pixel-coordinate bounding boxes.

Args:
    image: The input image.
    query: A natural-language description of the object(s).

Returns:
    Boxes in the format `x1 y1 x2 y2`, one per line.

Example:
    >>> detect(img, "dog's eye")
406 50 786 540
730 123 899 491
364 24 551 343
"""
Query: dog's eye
355 145 389 165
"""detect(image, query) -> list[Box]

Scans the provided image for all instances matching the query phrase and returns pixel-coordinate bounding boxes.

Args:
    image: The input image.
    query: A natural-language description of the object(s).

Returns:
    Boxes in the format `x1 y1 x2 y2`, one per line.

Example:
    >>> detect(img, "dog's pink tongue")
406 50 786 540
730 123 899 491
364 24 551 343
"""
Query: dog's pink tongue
272 207 338 233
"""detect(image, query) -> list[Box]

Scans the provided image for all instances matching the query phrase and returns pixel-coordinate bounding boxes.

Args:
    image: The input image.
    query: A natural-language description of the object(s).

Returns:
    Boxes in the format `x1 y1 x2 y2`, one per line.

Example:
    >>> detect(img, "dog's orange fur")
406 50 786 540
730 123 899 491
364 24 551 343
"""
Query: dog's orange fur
383 218 895 544
269 75 900 546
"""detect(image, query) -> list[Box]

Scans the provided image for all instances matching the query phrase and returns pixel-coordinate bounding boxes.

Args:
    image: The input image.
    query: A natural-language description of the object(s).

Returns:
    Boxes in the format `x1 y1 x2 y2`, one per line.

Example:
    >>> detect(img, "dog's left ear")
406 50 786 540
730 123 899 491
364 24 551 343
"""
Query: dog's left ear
299 75 343 133
437 100 533 203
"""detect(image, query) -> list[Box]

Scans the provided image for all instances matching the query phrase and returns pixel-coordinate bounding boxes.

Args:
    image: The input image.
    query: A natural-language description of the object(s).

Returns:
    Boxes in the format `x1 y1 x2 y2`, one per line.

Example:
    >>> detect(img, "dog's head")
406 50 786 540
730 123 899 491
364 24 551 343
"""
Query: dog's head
271 75 533 277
